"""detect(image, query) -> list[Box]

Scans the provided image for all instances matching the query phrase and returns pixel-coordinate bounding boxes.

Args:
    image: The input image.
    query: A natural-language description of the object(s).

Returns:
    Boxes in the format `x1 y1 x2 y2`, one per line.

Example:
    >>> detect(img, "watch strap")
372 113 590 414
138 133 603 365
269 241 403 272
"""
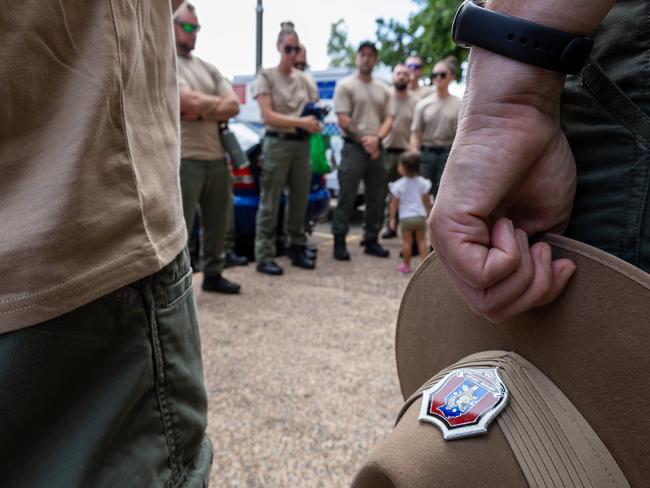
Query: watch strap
452 1 593 75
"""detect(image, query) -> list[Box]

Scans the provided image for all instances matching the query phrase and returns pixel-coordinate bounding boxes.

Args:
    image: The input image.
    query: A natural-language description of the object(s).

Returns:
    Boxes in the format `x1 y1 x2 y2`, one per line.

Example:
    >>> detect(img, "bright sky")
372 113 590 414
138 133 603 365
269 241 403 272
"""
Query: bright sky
189 0 418 79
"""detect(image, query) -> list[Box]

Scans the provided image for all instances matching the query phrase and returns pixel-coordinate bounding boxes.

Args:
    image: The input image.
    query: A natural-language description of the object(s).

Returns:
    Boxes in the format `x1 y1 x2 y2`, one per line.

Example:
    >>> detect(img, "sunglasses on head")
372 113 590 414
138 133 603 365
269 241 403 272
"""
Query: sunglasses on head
432 71 448 79
407 63 423 70
175 21 200 34
283 45 302 55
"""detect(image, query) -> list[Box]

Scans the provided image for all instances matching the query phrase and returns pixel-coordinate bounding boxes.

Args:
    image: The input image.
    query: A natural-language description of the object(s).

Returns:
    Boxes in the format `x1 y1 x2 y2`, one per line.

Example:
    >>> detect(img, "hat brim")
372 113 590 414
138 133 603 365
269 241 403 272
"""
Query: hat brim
396 233 650 482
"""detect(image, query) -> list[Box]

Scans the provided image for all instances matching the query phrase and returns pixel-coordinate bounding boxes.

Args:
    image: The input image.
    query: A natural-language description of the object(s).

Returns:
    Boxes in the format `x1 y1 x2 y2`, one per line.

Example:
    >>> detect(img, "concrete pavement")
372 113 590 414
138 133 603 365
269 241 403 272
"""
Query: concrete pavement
195 224 426 487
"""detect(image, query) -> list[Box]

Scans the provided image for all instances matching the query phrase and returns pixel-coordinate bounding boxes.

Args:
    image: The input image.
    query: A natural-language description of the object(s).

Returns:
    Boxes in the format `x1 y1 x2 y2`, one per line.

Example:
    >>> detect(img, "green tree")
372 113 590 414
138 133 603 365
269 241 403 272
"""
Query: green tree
326 19 356 68
376 0 466 77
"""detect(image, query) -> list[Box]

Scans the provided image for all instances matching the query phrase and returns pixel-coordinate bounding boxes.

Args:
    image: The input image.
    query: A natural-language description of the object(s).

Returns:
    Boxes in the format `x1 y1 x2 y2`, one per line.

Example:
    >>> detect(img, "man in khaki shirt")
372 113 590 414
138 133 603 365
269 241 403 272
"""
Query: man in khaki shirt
176 4 242 294
381 64 419 238
331 41 394 260
0 0 211 485
406 55 436 101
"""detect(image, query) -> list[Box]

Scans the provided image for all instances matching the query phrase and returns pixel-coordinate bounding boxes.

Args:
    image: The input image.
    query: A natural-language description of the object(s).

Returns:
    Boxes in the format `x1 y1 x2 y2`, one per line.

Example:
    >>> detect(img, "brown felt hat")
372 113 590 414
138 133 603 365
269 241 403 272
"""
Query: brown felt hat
353 234 650 487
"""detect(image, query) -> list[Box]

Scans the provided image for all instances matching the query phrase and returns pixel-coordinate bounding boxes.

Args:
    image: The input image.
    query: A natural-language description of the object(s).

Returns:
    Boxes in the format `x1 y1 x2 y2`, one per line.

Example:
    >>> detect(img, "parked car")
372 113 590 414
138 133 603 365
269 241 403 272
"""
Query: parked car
228 121 330 259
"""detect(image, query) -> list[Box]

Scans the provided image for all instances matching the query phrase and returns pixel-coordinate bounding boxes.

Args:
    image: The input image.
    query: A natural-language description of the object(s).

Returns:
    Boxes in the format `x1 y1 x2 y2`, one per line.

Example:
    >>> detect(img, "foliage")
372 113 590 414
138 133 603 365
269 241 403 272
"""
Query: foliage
326 19 357 68
326 0 467 78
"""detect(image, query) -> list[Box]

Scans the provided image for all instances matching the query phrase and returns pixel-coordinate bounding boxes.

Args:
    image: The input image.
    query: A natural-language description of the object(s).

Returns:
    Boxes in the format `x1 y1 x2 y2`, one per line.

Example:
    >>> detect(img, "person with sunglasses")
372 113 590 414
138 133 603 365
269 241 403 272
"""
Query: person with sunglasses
410 57 460 198
252 22 321 276
175 3 242 294
331 41 395 260
406 55 436 101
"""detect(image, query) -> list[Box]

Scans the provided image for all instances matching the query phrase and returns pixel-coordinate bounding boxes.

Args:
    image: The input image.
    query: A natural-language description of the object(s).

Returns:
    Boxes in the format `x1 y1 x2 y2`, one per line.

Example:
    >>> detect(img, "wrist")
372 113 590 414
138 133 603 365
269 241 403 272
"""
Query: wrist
485 0 614 36
463 47 565 119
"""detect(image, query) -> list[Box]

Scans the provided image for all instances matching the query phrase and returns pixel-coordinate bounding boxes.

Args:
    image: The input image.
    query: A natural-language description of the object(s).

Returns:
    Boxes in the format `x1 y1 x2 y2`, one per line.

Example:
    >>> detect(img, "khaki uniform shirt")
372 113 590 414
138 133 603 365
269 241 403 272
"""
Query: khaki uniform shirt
0 1 186 333
178 56 234 161
252 67 318 133
333 75 394 139
409 85 436 102
411 94 461 146
383 90 418 150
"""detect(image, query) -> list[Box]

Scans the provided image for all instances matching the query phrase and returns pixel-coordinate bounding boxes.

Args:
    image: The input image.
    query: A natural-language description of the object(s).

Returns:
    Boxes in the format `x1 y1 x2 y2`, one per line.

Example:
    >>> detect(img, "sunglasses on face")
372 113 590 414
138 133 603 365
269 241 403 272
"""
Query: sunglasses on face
407 63 423 70
432 71 448 79
175 21 200 34
283 45 302 55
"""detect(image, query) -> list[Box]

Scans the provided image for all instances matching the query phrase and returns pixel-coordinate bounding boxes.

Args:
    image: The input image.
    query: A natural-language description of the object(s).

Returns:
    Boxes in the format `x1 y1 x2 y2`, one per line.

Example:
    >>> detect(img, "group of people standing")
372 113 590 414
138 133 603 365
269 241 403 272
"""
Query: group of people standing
175 3 462 290
330 46 461 271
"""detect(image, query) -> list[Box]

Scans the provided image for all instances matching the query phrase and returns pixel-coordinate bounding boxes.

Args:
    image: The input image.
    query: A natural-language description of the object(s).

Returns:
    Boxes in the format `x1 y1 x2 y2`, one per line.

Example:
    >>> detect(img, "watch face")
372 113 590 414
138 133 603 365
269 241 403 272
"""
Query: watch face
451 1 473 48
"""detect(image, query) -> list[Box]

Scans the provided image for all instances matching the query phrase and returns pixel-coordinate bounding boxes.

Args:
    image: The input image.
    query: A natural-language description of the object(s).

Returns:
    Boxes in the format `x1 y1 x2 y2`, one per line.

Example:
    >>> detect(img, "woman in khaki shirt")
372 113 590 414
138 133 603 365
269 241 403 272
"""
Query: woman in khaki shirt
252 22 321 276
410 56 461 197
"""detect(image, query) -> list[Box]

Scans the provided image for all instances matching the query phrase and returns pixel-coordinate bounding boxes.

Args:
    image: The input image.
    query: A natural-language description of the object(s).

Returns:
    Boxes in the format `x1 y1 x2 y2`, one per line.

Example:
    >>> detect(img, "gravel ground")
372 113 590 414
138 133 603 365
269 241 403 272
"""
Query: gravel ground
195 222 421 487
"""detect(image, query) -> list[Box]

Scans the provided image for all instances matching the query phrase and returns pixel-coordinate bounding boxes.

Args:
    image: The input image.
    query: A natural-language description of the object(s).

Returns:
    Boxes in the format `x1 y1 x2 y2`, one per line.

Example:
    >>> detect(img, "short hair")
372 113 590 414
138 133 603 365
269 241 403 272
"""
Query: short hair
278 21 298 45
441 55 458 76
357 40 378 54
399 151 421 176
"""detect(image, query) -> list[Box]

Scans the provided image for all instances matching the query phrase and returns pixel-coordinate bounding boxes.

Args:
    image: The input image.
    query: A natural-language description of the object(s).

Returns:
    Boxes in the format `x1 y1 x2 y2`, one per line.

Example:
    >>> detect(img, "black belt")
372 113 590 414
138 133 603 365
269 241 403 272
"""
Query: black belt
421 145 451 153
385 147 406 154
343 137 360 145
265 131 308 141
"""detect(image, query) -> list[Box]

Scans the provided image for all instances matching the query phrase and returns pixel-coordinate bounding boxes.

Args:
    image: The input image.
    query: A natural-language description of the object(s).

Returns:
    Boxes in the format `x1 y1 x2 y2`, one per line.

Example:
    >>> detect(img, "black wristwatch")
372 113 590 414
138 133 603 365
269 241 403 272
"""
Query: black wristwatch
452 1 593 75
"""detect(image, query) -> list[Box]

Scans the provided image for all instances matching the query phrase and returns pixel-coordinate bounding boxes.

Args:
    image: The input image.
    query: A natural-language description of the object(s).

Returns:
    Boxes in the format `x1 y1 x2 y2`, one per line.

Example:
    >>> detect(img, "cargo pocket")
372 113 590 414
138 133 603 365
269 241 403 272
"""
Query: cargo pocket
151 259 211 486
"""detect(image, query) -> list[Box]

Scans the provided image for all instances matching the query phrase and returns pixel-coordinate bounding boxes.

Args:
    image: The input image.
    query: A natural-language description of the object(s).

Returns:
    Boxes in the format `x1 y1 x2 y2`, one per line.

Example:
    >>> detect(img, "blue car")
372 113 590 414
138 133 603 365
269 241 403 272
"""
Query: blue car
229 121 330 259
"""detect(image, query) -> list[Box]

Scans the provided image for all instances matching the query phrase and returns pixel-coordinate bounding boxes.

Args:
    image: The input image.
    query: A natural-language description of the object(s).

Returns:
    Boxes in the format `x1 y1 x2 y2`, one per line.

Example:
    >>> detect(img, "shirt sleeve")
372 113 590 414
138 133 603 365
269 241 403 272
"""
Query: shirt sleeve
388 179 403 198
420 177 432 194
177 62 189 88
306 75 319 102
451 97 460 135
251 70 271 99
411 101 424 132
333 80 352 115
385 86 396 117
209 65 236 98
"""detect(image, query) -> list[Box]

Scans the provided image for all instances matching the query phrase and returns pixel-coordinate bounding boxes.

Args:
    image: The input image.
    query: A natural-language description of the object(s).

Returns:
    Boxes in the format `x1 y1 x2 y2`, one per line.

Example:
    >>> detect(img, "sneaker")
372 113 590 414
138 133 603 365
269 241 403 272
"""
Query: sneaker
202 274 241 294
396 263 411 274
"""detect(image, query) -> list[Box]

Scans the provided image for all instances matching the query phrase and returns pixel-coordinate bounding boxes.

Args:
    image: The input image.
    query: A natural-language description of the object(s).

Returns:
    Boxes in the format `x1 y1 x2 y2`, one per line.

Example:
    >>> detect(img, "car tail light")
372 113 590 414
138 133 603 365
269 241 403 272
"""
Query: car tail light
233 166 256 190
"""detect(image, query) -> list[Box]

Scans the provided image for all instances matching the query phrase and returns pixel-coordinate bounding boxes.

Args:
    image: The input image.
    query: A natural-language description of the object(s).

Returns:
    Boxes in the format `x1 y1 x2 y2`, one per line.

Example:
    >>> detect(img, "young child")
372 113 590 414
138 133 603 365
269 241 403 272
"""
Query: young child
388 151 433 273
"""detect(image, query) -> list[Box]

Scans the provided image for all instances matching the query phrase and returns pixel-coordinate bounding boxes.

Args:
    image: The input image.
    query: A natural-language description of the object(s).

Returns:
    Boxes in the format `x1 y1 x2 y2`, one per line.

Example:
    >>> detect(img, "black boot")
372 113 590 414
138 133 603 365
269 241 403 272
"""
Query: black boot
225 250 248 268
364 238 390 258
287 244 316 269
202 274 241 294
333 234 350 261
256 260 284 276
304 245 318 260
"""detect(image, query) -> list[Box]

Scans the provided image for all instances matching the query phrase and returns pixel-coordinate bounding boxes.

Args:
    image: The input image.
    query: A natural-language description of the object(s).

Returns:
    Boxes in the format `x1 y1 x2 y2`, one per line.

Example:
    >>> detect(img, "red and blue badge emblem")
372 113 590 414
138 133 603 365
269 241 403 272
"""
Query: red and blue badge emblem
418 367 508 440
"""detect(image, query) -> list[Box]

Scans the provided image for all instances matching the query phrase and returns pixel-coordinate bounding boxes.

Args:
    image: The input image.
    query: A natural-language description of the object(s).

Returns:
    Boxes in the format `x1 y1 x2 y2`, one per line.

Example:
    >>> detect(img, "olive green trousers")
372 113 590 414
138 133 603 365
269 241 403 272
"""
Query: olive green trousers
255 137 311 262
420 146 450 198
0 249 212 487
383 149 404 227
332 141 387 240
561 0 650 272
180 158 231 276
